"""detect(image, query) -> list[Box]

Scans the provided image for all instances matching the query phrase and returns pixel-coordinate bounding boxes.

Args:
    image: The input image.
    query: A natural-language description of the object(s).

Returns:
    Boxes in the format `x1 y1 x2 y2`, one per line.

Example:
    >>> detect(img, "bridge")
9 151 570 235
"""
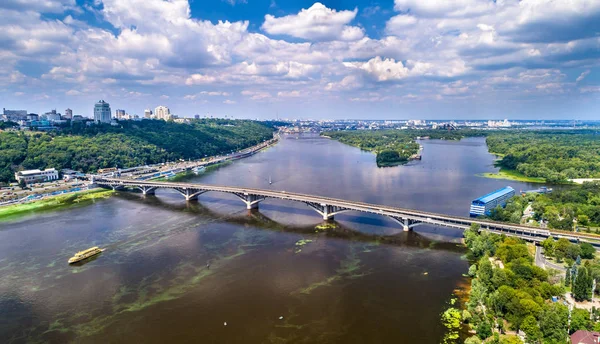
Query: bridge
92 177 600 248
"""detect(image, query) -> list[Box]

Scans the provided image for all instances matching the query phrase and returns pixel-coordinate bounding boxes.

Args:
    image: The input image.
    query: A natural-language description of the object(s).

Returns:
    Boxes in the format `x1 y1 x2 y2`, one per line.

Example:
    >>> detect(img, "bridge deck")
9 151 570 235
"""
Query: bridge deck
93 177 600 247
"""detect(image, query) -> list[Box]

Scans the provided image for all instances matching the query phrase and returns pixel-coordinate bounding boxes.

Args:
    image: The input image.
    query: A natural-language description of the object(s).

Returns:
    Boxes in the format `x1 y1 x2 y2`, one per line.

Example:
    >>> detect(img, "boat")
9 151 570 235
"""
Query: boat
68 247 104 264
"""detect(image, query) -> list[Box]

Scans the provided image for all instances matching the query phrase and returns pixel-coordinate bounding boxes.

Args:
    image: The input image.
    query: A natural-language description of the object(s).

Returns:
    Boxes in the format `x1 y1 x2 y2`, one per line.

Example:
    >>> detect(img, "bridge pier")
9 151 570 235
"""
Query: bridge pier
138 186 157 196
389 216 417 232
304 202 348 220
174 188 207 201
234 193 265 209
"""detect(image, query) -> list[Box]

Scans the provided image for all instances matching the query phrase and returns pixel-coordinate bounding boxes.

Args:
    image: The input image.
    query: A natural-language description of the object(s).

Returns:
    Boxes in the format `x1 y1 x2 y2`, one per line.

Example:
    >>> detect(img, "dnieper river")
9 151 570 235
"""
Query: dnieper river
0 135 542 343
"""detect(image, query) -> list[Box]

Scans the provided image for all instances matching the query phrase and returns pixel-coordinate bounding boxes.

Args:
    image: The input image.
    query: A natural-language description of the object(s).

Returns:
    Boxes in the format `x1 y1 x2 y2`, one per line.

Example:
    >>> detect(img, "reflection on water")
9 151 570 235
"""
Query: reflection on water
0 135 539 343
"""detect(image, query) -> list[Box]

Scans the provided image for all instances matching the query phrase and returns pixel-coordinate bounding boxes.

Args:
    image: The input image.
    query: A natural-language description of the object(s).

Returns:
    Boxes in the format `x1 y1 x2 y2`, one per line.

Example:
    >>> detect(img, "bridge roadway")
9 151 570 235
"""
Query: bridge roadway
93 177 600 248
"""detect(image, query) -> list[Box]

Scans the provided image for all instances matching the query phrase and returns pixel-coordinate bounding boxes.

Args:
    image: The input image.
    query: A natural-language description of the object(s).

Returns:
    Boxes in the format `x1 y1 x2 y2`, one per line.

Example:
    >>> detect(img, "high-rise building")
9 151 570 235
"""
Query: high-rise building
115 109 126 119
94 100 111 123
45 109 61 122
64 108 73 119
154 106 171 121
144 109 152 119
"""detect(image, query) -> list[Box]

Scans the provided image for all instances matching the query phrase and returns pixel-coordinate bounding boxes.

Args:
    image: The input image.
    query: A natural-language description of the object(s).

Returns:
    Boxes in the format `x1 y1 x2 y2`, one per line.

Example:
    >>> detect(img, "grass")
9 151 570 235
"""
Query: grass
0 189 114 221
478 168 546 183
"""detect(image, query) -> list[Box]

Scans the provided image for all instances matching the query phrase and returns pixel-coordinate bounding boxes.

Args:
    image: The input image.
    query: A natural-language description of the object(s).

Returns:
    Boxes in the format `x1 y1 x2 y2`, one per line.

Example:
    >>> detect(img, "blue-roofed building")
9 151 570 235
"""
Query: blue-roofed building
469 186 515 217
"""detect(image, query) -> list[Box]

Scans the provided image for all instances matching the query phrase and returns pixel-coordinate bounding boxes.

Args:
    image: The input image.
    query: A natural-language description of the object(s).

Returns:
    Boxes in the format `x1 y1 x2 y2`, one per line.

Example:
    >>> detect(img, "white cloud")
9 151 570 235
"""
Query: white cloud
277 90 302 97
241 90 272 100
261 2 364 41
344 57 410 81
576 70 591 83
223 99 236 104
185 74 217 85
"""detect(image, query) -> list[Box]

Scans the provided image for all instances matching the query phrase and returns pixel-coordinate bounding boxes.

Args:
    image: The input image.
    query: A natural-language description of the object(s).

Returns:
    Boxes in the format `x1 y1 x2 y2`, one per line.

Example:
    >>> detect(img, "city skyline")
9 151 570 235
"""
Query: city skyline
1 0 600 119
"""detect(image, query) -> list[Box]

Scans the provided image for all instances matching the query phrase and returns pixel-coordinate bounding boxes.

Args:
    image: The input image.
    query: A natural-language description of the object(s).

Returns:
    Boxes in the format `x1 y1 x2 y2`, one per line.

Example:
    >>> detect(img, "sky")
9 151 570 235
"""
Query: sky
1 0 600 120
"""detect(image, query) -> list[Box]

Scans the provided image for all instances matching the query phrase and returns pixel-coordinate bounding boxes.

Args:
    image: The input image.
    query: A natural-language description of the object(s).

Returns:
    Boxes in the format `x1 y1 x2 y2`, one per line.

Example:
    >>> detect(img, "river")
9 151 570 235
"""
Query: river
0 135 543 343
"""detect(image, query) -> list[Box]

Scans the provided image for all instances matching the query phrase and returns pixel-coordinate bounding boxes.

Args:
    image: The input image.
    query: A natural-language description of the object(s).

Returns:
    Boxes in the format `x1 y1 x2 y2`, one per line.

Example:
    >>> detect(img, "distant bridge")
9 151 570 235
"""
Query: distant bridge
92 177 600 248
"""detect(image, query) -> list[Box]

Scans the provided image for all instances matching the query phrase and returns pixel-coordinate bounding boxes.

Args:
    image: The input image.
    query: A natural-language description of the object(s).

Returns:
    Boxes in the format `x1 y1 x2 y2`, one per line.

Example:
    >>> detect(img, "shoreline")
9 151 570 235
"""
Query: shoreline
0 189 114 222
477 167 547 183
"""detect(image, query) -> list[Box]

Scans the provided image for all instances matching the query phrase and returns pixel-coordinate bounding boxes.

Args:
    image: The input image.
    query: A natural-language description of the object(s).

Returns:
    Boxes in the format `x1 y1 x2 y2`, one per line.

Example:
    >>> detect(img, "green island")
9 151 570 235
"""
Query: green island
0 119 278 184
324 129 475 167
0 189 114 221
447 224 600 344
486 182 600 231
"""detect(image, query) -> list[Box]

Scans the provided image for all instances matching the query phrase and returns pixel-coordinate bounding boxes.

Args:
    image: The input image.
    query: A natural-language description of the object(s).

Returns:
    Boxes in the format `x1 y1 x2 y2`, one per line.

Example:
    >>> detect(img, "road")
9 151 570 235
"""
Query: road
535 246 566 271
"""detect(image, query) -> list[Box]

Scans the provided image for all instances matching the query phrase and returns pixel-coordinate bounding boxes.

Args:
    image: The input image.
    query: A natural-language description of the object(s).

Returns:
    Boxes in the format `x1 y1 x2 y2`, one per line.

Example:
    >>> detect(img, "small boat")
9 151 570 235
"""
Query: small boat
68 247 104 264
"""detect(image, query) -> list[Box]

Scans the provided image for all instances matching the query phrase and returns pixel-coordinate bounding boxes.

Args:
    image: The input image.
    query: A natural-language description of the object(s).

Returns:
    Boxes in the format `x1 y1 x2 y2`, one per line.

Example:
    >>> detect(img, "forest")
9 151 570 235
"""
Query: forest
487 130 600 183
488 182 600 230
0 119 276 183
455 224 599 344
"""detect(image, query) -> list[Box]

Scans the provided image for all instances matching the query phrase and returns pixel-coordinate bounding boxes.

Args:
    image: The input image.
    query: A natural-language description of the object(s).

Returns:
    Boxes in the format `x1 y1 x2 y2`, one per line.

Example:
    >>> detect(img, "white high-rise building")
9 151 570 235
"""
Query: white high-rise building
144 109 152 119
94 100 112 124
154 106 172 121
64 108 73 119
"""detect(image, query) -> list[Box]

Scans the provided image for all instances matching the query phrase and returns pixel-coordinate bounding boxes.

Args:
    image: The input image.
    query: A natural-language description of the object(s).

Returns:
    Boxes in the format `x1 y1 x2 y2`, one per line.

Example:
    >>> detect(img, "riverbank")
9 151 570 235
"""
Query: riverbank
0 189 114 221
478 168 546 183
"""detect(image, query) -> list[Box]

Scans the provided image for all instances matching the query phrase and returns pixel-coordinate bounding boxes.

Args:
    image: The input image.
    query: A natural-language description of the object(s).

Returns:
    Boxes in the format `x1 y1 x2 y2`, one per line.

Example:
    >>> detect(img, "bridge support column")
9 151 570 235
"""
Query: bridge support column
234 193 265 210
174 188 206 201
139 186 156 196
304 202 348 221
390 216 415 232
322 205 334 220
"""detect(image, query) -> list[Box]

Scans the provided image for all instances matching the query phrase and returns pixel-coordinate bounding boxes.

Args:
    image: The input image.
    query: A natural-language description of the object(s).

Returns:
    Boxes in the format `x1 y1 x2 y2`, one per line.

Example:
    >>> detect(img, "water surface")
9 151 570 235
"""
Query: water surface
0 135 541 343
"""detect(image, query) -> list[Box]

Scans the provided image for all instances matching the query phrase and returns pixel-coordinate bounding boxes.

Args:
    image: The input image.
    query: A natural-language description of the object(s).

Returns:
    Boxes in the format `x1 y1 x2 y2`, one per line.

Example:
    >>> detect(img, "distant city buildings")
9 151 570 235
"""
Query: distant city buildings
487 119 512 128
44 110 61 122
154 105 172 121
64 108 73 119
94 100 112 123
14 168 59 184
2 108 27 122
115 109 126 119
144 109 153 119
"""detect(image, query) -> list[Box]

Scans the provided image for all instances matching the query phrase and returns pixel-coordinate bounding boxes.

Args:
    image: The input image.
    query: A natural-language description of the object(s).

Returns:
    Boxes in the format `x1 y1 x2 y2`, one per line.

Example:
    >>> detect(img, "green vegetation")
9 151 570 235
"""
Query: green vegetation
480 168 546 183
486 182 600 231
325 129 481 167
461 223 598 343
0 189 114 221
487 130 600 184
0 119 275 183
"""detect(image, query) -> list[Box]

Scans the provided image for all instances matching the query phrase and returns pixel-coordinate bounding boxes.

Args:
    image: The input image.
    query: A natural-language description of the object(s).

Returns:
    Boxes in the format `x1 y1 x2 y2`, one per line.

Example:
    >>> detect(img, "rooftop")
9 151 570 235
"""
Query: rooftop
17 168 57 176
473 186 515 204
571 330 600 344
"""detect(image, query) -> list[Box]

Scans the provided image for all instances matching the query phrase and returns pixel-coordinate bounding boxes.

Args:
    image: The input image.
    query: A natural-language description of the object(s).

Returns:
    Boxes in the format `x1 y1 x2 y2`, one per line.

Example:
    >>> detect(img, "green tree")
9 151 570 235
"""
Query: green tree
541 237 555 256
520 315 542 344
539 304 568 343
476 320 492 340
573 267 592 302
464 336 482 344
580 243 595 260
570 308 592 333
18 179 26 189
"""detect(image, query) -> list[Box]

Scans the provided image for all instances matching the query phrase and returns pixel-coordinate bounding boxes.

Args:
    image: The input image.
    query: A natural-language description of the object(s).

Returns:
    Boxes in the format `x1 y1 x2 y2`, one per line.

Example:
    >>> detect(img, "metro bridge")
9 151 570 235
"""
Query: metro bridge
92 177 600 248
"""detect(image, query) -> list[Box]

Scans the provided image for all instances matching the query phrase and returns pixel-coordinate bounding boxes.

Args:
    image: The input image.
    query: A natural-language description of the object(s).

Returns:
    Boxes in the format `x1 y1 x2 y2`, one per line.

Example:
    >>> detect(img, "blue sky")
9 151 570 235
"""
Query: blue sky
1 0 599 119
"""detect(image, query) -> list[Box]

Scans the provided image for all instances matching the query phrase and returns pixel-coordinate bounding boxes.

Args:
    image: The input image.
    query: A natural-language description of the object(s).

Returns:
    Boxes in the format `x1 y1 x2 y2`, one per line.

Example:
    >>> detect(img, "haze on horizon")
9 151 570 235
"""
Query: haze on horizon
1 0 599 120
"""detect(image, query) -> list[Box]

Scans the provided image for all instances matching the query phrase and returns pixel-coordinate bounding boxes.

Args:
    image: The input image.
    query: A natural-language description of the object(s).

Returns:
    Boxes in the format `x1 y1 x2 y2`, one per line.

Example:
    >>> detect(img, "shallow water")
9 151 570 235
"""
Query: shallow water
0 134 542 343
